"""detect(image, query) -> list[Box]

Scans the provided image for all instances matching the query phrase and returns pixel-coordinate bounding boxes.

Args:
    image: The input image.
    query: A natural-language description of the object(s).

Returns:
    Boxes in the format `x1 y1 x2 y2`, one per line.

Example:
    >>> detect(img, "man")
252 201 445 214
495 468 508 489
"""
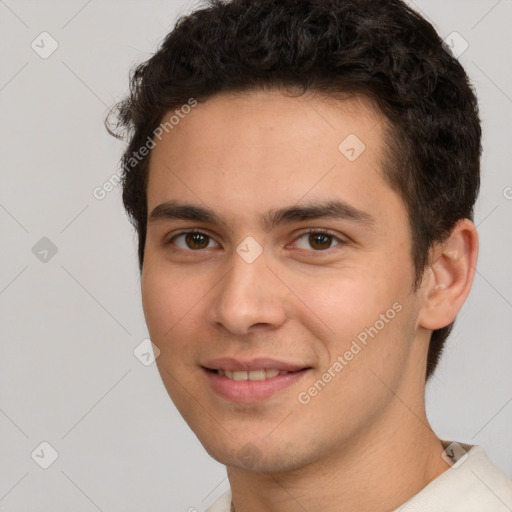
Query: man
107 0 512 510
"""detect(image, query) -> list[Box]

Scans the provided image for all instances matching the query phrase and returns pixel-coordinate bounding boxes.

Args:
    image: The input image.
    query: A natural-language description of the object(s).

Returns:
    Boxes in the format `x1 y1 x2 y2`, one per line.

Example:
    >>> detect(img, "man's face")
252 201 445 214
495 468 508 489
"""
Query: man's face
142 90 428 472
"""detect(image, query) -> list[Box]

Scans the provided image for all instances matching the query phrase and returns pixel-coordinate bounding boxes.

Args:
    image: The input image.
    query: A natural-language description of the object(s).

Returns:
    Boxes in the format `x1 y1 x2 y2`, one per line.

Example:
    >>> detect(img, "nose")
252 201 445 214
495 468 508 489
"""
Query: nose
206 247 288 336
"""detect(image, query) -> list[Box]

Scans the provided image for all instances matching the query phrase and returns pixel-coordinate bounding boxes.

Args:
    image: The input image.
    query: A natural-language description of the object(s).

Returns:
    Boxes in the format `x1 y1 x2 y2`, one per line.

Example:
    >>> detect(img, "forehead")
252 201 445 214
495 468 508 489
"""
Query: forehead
146 90 404 231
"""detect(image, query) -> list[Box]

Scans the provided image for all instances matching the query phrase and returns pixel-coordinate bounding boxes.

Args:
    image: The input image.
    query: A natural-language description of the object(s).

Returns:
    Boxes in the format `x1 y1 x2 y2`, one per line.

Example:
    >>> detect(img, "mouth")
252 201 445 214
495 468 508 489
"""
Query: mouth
201 358 312 402
209 368 294 381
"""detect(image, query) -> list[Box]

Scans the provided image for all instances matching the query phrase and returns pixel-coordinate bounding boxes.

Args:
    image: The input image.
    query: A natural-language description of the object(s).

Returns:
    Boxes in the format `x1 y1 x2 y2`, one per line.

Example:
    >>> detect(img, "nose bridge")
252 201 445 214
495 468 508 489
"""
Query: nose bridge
208 243 286 334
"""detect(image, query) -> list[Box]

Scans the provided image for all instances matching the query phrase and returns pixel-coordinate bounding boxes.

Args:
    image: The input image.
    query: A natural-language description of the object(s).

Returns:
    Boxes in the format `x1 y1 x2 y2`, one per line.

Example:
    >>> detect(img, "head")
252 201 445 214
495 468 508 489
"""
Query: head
107 0 480 471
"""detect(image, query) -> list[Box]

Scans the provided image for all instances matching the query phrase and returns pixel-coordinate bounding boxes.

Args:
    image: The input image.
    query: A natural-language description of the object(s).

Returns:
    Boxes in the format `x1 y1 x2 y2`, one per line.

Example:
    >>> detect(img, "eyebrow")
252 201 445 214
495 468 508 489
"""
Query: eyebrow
148 199 376 231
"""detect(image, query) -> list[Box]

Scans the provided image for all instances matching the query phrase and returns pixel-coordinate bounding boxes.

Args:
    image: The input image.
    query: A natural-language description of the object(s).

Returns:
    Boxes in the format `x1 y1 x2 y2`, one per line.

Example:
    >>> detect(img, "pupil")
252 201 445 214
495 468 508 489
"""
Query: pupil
310 233 331 250
186 232 209 249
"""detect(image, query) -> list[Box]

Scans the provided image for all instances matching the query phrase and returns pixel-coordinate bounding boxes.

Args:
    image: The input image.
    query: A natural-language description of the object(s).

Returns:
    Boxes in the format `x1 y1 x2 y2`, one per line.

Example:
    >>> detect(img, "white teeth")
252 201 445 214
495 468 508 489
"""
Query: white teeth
248 369 266 381
217 368 287 381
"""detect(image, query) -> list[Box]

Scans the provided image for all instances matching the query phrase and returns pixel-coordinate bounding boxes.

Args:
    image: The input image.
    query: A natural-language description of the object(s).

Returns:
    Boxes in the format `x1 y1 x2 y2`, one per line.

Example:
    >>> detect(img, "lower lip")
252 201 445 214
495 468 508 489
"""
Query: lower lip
203 368 310 403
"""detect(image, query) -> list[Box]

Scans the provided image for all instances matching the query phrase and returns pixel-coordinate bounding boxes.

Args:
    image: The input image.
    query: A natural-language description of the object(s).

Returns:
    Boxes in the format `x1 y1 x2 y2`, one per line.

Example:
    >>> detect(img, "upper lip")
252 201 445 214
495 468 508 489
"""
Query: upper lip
202 357 311 372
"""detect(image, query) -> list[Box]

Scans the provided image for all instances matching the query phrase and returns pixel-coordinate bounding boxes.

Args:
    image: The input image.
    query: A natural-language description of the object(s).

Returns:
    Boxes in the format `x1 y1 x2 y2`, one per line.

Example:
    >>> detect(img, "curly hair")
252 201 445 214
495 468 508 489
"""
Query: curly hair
106 0 481 380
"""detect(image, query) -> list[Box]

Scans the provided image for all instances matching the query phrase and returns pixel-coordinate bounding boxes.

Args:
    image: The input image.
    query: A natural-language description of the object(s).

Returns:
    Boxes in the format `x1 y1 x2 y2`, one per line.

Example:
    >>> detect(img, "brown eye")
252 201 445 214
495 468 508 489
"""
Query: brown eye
185 232 210 249
308 232 333 250
169 231 218 250
294 229 347 253
294 230 342 251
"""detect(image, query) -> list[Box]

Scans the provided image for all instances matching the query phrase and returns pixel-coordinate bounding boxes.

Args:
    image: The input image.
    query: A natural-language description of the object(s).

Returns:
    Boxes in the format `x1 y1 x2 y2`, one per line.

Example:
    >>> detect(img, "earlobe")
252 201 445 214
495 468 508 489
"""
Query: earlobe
418 219 479 330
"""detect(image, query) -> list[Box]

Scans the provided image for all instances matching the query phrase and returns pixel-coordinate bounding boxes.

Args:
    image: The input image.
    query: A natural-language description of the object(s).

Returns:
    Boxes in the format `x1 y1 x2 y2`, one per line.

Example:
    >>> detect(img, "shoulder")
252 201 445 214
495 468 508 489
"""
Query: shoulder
395 441 512 511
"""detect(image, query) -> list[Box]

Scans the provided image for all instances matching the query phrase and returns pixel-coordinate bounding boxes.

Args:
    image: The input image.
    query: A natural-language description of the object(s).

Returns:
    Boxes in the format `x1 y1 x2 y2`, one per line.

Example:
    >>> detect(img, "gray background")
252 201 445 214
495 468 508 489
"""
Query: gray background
1 0 511 510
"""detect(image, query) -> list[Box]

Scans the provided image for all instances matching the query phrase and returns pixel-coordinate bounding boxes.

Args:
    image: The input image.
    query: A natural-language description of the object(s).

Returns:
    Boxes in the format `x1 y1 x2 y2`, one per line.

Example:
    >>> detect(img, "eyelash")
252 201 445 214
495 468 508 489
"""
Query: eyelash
165 228 347 253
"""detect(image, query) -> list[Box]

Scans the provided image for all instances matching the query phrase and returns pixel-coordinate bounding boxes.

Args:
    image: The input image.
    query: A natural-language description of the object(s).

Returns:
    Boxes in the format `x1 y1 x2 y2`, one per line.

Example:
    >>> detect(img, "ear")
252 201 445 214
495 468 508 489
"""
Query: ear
417 219 479 330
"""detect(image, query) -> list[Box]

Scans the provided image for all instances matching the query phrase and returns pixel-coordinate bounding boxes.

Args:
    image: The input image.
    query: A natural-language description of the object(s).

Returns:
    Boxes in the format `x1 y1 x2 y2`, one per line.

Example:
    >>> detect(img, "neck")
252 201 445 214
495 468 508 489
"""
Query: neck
227 392 450 512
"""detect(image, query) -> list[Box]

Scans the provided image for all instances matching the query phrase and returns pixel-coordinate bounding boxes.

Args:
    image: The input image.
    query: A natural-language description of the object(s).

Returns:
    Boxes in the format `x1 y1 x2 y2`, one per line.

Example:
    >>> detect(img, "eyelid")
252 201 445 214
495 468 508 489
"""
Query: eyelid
165 227 347 253
289 228 348 251
166 229 220 249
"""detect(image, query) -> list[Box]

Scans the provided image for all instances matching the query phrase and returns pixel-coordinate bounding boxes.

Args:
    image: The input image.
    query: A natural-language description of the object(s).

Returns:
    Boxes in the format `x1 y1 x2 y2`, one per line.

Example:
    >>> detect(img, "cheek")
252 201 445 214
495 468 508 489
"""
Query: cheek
292 268 394 334
141 267 169 338
141 262 195 342
141 258 221 362
141 265 206 403
289 263 414 371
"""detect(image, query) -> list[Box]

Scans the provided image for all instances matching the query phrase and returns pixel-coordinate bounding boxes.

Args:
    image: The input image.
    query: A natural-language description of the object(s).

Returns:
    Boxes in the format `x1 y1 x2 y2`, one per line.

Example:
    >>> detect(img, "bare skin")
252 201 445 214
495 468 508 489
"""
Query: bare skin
141 90 478 512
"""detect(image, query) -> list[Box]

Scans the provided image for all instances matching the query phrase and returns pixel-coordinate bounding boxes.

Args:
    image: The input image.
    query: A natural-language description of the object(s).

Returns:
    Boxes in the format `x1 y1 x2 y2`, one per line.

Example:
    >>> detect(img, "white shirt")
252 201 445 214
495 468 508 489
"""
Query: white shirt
205 441 512 512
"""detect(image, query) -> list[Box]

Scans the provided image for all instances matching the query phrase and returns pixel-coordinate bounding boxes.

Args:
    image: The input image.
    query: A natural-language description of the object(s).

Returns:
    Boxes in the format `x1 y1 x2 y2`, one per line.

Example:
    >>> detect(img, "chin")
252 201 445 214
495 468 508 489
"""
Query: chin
201 436 320 474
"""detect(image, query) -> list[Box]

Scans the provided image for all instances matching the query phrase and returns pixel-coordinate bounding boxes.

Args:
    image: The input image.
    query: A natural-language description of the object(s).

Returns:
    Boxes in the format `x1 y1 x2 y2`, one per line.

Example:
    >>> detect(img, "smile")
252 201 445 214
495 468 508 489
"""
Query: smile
203 366 311 402
216 369 290 380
